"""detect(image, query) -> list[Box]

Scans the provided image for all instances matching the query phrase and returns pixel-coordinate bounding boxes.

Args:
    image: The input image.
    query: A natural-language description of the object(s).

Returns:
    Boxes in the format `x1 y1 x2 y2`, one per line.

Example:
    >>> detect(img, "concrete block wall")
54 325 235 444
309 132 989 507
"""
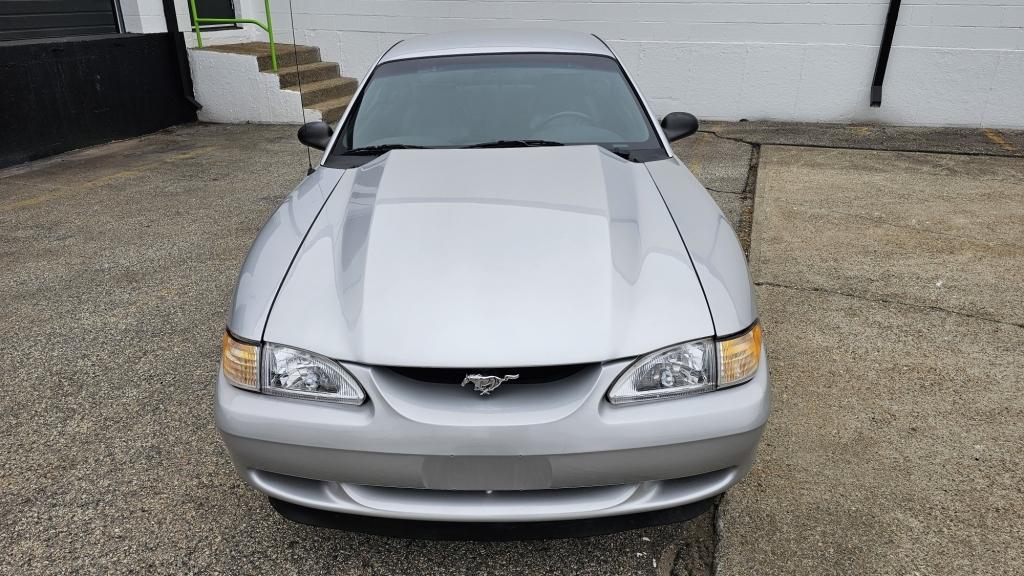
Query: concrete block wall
121 0 168 33
176 0 1024 128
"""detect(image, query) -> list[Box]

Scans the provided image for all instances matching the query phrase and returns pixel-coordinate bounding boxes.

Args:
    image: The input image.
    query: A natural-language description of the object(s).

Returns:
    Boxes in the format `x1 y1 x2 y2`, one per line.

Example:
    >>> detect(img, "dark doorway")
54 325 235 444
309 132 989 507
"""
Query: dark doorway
194 0 235 22
0 0 120 41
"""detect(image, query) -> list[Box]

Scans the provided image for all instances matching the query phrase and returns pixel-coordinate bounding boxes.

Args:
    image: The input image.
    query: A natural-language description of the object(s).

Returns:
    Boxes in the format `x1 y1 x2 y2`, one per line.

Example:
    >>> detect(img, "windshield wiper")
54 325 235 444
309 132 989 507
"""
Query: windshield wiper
461 139 565 149
343 144 427 156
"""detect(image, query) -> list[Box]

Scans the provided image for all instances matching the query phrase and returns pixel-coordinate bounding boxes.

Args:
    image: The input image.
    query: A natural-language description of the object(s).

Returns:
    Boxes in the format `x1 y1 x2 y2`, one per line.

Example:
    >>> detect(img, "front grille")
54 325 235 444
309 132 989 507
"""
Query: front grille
384 364 593 385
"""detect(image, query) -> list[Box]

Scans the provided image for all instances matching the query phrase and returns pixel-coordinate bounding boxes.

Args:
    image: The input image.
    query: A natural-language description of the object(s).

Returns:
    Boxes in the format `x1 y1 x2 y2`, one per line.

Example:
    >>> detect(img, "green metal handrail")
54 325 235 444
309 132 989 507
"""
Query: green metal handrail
188 0 278 71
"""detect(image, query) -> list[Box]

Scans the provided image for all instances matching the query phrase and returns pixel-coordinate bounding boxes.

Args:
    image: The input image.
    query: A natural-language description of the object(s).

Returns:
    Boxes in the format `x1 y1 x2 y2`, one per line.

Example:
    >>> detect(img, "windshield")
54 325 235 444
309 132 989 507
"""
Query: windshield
328 53 666 164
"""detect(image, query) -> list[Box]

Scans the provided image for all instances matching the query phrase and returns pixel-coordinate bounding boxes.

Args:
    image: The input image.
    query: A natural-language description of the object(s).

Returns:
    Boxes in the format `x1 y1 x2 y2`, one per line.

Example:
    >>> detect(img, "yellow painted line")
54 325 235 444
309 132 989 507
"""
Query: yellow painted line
80 146 217 190
0 145 218 212
0 193 60 211
983 128 1018 153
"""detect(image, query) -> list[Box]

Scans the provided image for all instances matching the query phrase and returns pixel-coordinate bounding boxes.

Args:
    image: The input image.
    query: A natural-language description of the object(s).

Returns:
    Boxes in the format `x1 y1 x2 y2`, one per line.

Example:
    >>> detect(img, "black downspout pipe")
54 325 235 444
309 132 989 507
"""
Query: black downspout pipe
161 0 202 111
870 0 902 107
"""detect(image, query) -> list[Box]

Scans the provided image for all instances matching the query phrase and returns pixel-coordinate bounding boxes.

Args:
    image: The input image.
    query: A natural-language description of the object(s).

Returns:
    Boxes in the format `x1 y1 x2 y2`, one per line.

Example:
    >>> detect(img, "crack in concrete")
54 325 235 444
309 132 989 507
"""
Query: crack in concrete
760 196 1020 247
755 280 1024 329
665 496 720 576
711 494 724 576
697 129 748 145
826 208 1020 247
704 187 749 197
698 128 1024 159
742 146 761 198
656 541 681 576
736 144 761 255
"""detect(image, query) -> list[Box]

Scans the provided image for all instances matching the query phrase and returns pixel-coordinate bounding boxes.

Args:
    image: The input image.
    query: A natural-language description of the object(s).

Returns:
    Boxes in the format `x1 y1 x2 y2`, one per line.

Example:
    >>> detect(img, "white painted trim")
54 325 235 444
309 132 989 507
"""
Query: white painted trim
188 48 323 124
119 0 167 34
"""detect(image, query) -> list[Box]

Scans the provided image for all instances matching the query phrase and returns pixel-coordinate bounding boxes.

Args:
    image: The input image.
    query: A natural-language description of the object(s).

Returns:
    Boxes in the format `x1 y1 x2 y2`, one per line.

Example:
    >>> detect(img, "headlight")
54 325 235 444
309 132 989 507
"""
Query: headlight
222 331 260 391
607 322 762 404
262 343 366 405
607 339 716 404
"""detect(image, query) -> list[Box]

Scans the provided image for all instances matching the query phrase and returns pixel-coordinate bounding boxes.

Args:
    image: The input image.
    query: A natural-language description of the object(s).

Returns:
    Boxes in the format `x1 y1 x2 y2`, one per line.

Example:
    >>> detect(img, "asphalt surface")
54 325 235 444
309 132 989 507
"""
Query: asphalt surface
3 121 1021 574
0 123 720 575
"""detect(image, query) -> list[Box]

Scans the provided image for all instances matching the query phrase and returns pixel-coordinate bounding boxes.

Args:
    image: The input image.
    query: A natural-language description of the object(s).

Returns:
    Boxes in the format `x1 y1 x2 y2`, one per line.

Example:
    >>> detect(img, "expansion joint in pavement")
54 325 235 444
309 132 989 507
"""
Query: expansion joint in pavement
704 187 747 197
737 141 761 255
699 128 1023 159
741 145 760 197
665 494 720 576
711 493 724 576
754 280 1024 329
698 129 753 146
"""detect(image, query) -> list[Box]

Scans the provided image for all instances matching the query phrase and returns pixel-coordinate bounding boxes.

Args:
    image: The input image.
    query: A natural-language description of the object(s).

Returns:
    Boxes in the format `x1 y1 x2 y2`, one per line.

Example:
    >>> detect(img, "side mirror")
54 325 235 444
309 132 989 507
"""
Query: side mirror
661 112 699 142
297 121 333 151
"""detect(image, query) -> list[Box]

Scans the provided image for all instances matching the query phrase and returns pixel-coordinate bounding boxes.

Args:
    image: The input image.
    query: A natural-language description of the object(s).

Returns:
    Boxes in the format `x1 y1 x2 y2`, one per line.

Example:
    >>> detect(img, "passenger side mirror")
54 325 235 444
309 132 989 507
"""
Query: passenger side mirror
297 121 333 151
661 112 699 142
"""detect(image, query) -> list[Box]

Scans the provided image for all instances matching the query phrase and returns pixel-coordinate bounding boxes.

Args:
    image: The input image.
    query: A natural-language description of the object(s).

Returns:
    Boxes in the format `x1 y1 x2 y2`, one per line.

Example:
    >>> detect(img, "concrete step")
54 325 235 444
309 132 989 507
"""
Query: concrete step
295 78 358 107
198 42 321 71
193 40 354 124
258 44 320 71
277 61 341 89
309 95 354 124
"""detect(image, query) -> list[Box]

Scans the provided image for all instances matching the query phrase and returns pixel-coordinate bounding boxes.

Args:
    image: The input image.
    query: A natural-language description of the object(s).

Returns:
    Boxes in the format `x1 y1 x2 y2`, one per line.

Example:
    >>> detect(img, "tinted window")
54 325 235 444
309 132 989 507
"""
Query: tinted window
330 53 665 162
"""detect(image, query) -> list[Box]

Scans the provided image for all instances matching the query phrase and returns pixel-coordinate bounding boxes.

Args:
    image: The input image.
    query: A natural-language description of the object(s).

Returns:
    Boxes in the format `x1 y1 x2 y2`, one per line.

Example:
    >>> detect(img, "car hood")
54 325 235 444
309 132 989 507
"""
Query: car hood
264 146 714 367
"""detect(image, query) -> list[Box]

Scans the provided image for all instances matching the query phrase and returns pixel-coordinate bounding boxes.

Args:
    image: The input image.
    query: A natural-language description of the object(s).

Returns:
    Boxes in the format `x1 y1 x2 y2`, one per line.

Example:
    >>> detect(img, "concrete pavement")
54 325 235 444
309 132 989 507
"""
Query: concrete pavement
719 145 1024 575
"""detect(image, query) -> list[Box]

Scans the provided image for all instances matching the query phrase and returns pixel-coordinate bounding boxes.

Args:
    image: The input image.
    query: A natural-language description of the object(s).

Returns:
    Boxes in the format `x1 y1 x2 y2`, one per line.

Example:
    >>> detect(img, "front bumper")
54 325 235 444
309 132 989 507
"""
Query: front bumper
216 351 769 522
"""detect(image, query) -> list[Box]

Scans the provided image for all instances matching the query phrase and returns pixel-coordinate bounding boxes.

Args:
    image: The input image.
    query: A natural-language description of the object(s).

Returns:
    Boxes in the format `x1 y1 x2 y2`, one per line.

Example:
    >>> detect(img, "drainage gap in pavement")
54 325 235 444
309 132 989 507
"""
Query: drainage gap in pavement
666 497 720 576
738 143 761 256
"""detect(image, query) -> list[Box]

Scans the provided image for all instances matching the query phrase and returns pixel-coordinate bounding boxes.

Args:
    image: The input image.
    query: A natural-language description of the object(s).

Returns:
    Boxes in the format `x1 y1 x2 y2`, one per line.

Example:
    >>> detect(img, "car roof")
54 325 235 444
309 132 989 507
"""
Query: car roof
380 29 614 63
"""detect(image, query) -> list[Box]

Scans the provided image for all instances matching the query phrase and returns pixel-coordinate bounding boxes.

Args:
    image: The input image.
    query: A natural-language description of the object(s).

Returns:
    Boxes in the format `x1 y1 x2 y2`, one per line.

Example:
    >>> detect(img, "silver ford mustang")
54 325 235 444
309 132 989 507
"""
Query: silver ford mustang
217 29 768 536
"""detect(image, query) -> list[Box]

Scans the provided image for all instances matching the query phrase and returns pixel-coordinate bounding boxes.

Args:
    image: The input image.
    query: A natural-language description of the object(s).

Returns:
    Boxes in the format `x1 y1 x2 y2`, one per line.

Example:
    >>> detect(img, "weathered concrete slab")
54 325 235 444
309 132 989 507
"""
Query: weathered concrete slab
749 146 1024 326
674 132 755 251
673 131 753 194
719 285 1024 575
720 145 1024 575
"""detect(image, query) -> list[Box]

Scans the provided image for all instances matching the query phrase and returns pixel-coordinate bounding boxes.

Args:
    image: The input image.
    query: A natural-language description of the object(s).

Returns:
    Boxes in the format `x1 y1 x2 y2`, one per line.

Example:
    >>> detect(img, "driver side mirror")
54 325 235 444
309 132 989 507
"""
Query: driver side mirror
297 121 333 151
661 112 699 142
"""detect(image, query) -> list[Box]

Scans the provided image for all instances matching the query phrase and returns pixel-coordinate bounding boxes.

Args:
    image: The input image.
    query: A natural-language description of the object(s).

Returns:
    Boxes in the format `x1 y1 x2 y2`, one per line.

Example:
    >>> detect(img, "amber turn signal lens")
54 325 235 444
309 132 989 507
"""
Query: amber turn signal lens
717 323 762 388
222 331 260 391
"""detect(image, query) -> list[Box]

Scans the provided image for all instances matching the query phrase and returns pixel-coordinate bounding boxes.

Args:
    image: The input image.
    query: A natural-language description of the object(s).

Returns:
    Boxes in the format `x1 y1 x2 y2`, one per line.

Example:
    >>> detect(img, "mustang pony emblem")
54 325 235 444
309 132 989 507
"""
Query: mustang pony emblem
461 374 519 396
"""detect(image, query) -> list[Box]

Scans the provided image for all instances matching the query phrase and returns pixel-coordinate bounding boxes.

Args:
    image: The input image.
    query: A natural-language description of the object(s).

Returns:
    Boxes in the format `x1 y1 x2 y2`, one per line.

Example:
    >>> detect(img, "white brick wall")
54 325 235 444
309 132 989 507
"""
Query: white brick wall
179 0 1024 127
